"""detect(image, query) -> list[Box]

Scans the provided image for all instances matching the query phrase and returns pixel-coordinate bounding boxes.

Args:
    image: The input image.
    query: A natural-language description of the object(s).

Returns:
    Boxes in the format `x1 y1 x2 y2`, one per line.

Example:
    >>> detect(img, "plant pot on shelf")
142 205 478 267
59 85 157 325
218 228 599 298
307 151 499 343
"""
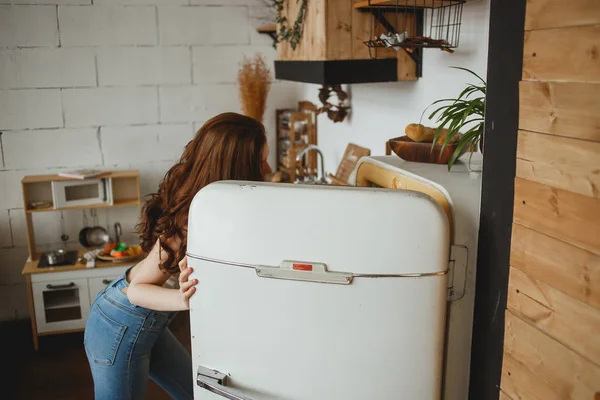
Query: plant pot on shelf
422 66 487 171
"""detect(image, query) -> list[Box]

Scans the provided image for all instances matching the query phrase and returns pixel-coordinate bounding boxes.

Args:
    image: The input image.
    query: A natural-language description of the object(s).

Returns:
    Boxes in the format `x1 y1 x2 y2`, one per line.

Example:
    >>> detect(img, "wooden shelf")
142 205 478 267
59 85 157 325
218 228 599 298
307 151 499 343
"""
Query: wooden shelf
21 170 139 184
257 23 276 33
354 0 465 9
22 248 140 275
26 198 140 213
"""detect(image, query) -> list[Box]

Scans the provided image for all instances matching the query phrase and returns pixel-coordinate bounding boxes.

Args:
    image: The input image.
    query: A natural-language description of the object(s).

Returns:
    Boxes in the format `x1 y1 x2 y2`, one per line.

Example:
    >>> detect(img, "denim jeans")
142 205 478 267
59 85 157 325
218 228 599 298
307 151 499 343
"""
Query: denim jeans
84 271 193 400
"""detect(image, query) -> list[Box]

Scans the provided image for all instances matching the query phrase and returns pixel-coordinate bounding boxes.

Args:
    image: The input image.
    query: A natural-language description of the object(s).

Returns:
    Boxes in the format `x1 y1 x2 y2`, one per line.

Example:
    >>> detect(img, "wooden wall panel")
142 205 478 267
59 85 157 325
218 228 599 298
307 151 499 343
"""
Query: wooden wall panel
351 10 397 60
524 0 600 30
511 224 600 310
519 81 600 141
504 312 600 400
523 25 600 83
499 390 514 400
277 0 327 61
507 267 600 365
505 0 600 398
501 353 562 400
513 177 600 255
516 130 600 199
326 0 352 60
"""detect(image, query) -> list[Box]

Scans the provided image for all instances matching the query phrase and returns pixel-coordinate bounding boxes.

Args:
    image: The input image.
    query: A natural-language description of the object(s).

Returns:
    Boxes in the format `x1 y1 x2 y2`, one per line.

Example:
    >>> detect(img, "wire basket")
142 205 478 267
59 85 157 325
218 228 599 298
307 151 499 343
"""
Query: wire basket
362 0 465 57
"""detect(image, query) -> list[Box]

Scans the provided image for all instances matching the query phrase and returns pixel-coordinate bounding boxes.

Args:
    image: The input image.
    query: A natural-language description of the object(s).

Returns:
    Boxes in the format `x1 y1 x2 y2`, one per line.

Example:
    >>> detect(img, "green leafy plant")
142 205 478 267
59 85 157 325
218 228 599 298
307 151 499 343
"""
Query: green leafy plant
421 66 486 171
272 0 308 50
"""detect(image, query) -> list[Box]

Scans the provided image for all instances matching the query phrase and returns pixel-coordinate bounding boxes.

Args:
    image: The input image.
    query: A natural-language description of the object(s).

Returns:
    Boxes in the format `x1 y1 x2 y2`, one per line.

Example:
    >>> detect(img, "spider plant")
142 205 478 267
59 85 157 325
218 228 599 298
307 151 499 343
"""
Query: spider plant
421 66 486 171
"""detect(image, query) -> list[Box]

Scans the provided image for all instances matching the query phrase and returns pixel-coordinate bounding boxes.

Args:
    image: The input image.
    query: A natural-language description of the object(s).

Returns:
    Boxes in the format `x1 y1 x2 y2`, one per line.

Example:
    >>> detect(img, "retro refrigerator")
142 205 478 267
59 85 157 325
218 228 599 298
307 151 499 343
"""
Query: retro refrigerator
187 155 481 400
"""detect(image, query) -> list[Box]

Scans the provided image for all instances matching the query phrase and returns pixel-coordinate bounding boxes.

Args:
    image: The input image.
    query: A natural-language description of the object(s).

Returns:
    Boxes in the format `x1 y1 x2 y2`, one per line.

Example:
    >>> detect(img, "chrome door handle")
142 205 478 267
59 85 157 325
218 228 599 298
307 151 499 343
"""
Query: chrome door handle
197 366 254 400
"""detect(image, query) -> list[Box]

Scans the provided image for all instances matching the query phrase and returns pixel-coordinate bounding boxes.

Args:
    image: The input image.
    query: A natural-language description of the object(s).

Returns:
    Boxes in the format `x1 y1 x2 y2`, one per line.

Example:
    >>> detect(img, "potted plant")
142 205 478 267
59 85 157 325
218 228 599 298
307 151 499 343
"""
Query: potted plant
421 66 486 171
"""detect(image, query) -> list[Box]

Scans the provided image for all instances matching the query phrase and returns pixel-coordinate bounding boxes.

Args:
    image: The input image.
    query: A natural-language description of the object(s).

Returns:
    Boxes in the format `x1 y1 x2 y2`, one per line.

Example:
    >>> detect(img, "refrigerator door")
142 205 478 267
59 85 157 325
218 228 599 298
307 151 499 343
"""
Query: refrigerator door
188 182 450 400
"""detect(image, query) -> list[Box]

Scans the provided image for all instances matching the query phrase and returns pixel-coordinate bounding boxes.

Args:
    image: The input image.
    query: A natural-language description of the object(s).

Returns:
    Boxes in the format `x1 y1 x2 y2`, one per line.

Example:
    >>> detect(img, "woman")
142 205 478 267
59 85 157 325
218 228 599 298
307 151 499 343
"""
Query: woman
84 112 271 400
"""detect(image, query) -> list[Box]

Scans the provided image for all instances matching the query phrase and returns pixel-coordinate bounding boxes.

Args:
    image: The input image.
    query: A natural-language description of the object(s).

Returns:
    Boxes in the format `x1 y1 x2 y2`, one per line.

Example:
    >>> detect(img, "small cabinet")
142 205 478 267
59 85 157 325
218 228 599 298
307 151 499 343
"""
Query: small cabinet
32 278 91 334
88 275 119 305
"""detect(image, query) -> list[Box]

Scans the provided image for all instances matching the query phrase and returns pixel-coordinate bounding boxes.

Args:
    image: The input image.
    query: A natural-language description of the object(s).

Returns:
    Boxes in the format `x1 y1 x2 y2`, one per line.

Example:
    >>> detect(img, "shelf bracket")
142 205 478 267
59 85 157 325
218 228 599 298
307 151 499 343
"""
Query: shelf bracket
256 24 278 47
361 8 424 78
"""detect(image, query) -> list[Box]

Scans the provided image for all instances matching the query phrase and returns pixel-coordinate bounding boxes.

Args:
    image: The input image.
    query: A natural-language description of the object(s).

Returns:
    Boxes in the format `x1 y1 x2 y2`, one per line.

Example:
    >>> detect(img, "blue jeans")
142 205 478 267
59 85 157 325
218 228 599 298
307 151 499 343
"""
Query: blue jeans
84 271 193 400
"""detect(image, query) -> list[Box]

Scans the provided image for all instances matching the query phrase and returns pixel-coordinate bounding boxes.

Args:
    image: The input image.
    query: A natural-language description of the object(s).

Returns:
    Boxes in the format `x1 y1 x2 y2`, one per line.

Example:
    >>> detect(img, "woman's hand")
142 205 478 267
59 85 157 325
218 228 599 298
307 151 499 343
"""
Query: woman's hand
178 256 198 310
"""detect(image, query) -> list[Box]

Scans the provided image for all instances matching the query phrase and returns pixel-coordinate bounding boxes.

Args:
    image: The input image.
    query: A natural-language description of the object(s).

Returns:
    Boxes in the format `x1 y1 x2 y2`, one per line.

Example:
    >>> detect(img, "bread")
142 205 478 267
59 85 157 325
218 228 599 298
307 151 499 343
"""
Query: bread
435 129 461 144
405 123 435 142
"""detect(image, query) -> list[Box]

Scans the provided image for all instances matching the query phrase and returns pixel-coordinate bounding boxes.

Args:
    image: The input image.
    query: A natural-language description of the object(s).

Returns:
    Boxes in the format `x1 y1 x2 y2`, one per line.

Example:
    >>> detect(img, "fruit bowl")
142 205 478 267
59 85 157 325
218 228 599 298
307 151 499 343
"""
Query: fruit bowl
97 242 143 263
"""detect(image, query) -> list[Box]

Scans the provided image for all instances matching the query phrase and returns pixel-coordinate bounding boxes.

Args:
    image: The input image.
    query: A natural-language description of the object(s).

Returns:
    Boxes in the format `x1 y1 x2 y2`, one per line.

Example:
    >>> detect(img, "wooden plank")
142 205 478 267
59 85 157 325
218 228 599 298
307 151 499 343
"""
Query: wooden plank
516 130 600 199
525 0 600 30
523 25 600 83
511 224 600 310
257 24 276 33
498 390 514 400
351 9 396 60
354 0 452 9
22 249 135 275
504 311 600 399
519 81 600 142
326 0 353 60
277 0 327 61
21 170 139 183
25 275 39 351
502 352 563 400
507 267 600 365
513 177 600 255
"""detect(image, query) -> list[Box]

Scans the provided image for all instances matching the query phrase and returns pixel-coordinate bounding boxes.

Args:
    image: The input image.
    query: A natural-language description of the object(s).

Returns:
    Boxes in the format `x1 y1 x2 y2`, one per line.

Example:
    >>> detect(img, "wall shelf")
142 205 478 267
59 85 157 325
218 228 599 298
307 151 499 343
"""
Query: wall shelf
354 0 465 9
257 23 277 45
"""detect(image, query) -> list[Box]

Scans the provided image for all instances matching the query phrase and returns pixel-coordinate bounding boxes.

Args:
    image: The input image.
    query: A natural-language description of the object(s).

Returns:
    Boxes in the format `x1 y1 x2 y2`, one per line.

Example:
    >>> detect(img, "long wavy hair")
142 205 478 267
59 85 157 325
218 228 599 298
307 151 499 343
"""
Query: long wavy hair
136 112 268 273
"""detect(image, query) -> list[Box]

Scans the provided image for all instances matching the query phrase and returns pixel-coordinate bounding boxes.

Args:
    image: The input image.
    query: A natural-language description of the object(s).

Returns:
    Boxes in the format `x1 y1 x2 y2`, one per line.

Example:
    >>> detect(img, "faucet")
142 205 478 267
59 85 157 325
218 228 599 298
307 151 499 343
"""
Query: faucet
295 144 327 184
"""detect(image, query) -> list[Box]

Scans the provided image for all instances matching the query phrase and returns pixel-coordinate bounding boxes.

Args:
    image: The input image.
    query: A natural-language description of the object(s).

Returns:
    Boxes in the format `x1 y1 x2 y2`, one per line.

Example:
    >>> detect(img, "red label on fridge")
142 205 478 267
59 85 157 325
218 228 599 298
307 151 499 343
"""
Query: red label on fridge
293 263 313 271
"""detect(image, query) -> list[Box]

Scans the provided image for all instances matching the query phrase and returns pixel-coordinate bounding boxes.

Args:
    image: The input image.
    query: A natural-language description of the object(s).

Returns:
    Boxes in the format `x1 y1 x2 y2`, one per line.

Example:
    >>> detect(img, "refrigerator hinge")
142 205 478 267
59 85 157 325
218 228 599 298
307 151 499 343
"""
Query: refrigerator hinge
447 245 468 302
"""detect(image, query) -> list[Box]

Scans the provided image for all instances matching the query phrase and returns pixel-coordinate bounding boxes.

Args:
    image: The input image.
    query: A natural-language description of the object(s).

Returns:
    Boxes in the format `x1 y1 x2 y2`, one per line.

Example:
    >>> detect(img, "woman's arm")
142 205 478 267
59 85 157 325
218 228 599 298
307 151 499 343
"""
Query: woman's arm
127 240 197 311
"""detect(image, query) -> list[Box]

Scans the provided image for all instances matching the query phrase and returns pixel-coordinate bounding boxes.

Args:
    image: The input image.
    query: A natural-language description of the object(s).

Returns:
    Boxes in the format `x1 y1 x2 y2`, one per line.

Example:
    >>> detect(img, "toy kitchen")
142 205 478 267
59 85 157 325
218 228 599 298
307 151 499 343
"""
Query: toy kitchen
20 170 143 351
187 153 482 400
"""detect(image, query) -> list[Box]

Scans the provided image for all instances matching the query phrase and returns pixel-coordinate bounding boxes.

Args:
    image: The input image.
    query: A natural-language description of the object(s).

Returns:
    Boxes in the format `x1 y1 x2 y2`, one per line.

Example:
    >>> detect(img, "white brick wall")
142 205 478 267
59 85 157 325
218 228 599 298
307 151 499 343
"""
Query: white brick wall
0 1 90 4
0 1 299 321
97 47 191 86
0 6 58 47
101 124 192 165
159 84 240 124
62 87 159 126
59 6 157 46
0 210 12 248
3 128 102 169
96 0 186 5
0 90 63 129
193 45 275 83
159 6 251 45
0 48 96 89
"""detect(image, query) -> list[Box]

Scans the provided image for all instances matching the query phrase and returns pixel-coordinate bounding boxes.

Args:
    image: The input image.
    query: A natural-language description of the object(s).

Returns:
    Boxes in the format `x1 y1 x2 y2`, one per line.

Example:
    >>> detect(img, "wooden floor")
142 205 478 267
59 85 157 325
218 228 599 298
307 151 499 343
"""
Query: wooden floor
0 313 191 400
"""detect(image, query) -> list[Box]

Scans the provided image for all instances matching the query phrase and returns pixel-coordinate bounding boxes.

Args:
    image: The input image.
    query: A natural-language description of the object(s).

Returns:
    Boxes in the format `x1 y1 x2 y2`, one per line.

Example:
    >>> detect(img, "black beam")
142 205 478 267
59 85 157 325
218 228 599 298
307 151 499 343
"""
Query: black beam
274 59 398 85
468 0 526 399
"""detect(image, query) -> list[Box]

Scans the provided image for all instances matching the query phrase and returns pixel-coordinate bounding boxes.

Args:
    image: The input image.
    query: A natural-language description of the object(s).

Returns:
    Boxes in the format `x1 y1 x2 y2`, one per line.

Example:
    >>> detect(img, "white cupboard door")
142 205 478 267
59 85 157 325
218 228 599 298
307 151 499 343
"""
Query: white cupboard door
32 278 91 334
88 276 119 305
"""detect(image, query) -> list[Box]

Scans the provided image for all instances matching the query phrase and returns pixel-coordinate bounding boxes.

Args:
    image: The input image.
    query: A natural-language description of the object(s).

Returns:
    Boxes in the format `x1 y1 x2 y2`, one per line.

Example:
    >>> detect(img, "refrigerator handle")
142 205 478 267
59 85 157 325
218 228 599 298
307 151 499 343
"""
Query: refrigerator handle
197 366 255 400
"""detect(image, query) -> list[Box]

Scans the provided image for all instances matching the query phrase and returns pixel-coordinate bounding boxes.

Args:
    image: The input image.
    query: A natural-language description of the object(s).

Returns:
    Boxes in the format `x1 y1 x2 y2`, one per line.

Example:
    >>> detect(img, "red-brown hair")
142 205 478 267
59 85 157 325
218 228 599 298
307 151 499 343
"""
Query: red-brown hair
136 112 267 273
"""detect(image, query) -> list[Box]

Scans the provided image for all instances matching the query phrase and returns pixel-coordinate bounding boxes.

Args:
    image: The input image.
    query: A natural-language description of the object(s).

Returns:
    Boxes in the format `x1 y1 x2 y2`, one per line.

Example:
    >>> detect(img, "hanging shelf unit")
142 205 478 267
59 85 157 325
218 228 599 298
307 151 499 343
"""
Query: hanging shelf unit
354 0 465 77
273 0 465 85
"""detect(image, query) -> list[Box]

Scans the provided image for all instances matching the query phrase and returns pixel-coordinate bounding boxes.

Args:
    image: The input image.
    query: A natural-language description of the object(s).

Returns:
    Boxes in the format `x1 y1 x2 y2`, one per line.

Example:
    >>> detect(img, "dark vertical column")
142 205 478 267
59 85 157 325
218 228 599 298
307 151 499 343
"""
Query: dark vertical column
468 0 526 399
